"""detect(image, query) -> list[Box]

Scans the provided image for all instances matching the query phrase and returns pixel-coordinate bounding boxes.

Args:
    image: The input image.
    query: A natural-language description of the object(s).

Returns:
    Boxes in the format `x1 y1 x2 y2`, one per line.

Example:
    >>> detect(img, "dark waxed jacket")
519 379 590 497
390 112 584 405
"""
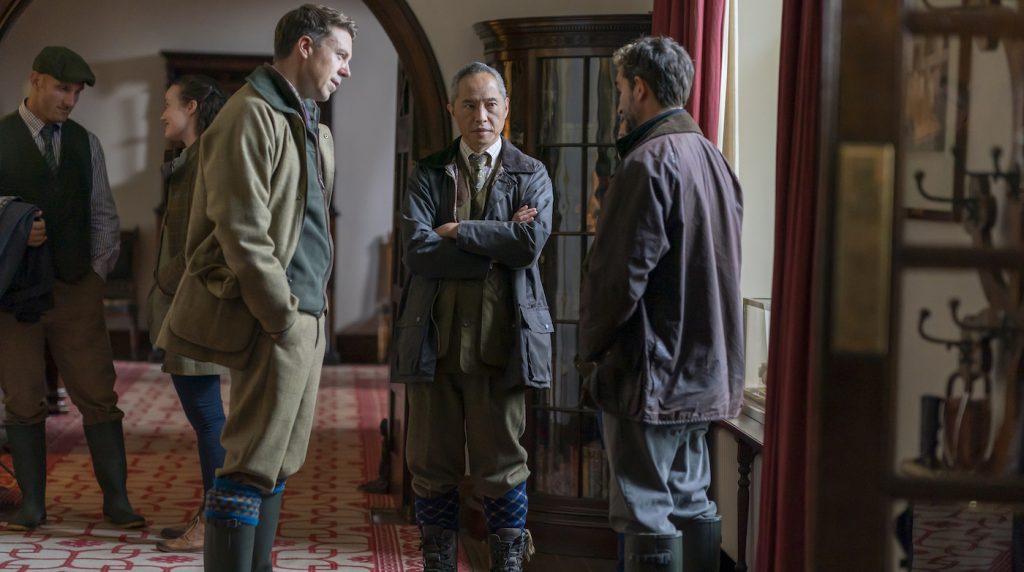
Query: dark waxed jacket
579 110 744 424
391 137 555 388
0 196 54 321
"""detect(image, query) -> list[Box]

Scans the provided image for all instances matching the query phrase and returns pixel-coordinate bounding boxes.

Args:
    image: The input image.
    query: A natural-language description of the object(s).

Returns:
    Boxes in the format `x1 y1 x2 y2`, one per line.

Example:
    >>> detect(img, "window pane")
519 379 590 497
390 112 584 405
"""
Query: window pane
540 146 584 233
588 57 620 144
586 146 618 232
540 58 585 144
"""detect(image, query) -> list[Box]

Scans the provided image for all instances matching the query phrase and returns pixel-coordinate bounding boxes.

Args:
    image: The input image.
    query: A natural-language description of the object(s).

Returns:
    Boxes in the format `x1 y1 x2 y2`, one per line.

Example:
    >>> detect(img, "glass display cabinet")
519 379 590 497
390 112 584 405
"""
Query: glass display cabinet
474 14 650 557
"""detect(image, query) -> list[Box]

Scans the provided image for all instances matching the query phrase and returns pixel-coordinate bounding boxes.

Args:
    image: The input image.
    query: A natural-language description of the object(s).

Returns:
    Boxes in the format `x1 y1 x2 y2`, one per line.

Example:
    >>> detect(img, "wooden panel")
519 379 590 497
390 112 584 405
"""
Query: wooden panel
813 0 900 569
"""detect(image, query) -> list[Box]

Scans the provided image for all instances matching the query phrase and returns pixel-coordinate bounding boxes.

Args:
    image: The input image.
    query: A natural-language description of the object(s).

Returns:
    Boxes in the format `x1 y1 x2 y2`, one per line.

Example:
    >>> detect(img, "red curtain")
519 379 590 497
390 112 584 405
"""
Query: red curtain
754 0 822 571
652 0 725 145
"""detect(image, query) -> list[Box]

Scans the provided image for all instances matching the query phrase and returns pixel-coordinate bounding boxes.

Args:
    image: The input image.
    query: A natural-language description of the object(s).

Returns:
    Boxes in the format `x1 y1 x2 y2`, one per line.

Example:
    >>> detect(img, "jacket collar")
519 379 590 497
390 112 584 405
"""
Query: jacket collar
420 137 540 174
246 64 319 126
616 108 702 158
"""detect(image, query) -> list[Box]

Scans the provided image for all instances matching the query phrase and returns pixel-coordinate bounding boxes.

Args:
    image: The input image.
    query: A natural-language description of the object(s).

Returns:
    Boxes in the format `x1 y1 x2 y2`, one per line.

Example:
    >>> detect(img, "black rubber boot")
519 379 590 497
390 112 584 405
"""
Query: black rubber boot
420 525 458 572
680 516 722 572
488 528 533 572
205 517 256 572
83 420 145 528
624 531 683 572
4 423 47 530
251 490 284 572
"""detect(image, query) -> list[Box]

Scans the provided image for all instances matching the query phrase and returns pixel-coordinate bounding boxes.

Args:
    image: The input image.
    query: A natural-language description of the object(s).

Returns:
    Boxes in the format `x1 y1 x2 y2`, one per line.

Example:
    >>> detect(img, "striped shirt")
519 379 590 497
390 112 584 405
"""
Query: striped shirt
15 101 120 280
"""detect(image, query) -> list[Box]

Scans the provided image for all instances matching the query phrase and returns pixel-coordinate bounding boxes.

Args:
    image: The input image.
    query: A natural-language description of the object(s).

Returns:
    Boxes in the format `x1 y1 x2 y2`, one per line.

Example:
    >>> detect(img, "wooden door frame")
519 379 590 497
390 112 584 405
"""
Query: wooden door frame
812 0 901 569
0 0 450 157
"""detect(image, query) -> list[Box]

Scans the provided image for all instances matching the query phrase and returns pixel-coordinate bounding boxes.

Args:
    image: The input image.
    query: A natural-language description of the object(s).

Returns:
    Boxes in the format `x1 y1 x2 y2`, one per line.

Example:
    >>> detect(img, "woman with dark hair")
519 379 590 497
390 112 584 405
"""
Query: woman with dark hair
147 74 227 553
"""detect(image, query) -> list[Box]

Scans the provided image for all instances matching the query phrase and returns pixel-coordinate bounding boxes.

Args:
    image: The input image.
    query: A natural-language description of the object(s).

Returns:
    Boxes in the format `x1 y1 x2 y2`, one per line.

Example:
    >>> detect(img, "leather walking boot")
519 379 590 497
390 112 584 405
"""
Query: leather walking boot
488 528 534 572
623 531 683 572
83 420 145 528
420 525 458 572
4 423 47 531
159 504 202 539
252 489 284 572
156 510 204 552
204 517 255 572
680 516 722 572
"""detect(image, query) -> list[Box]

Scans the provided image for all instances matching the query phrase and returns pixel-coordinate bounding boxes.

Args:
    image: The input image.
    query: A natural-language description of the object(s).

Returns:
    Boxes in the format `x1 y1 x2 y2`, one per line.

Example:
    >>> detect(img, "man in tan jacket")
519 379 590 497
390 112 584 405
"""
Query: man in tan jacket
157 4 355 570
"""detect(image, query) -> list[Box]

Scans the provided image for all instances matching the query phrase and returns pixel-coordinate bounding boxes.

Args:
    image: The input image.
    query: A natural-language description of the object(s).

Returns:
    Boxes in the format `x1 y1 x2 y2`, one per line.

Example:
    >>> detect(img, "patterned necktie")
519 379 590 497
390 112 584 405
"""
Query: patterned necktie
41 123 59 174
468 152 488 193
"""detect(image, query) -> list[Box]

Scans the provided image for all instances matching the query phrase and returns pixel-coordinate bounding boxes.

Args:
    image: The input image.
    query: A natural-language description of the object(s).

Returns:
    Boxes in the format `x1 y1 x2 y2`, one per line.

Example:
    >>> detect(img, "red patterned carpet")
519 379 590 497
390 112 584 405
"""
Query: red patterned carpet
0 362 456 571
913 502 1015 571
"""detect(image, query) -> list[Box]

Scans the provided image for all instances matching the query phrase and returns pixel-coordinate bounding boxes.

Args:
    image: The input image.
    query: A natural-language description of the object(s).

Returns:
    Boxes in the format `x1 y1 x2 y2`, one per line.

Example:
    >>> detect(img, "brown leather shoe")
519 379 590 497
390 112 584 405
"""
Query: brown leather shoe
156 512 204 553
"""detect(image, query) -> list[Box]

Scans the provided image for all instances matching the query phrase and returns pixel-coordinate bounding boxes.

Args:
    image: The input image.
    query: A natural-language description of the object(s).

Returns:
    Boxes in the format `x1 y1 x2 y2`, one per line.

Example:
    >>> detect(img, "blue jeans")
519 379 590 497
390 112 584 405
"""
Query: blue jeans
171 374 226 494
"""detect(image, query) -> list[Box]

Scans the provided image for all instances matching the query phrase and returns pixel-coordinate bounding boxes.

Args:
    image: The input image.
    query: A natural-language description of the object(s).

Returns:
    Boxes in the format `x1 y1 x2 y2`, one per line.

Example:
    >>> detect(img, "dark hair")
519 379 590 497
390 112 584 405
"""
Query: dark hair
274 4 358 60
613 36 695 108
170 75 226 137
449 61 506 104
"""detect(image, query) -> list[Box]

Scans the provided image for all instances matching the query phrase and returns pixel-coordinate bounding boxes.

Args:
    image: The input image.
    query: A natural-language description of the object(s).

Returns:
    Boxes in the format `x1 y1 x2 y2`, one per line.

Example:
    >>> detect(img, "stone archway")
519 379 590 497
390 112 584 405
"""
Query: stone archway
0 0 450 156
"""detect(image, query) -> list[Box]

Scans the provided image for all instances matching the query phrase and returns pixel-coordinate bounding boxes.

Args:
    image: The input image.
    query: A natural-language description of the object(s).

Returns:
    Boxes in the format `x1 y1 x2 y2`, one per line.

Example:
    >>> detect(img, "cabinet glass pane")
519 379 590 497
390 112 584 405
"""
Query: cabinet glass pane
540 58 585 144
586 146 618 232
893 499 1018 568
552 323 580 408
541 147 584 233
541 235 583 321
533 411 581 497
894 268 1023 482
581 414 610 500
588 57 620 144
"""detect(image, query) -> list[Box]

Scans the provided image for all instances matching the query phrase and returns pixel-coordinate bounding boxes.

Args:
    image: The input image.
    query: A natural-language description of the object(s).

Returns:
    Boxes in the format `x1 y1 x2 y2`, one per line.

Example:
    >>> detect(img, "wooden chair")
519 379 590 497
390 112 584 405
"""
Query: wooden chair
103 228 140 360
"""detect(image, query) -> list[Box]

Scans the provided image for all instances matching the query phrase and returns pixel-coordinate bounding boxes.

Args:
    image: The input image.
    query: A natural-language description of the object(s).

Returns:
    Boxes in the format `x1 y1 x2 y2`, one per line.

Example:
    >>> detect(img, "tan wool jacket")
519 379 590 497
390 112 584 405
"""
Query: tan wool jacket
157 68 335 370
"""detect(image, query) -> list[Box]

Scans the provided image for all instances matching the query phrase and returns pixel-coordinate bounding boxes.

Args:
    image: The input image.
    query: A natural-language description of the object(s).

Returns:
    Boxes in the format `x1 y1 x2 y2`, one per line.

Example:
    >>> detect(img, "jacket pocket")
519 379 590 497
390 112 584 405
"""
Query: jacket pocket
393 313 430 376
520 306 553 383
168 273 257 353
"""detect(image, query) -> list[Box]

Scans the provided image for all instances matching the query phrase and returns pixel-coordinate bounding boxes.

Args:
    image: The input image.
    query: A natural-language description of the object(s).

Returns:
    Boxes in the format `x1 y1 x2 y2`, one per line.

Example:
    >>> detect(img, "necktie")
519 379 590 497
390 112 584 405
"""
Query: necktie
41 123 59 175
468 152 488 193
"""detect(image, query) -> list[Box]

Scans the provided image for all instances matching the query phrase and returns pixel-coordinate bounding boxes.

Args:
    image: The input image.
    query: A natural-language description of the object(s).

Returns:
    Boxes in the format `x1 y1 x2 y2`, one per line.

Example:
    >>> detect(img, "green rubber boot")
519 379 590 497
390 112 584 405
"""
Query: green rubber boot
4 423 48 530
251 490 284 572
83 420 145 528
204 517 256 572
680 516 722 572
624 531 683 572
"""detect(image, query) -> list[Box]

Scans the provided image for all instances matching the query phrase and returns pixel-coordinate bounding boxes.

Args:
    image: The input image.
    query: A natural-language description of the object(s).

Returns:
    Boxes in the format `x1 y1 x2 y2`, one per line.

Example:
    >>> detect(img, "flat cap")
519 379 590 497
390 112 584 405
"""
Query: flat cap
32 46 95 86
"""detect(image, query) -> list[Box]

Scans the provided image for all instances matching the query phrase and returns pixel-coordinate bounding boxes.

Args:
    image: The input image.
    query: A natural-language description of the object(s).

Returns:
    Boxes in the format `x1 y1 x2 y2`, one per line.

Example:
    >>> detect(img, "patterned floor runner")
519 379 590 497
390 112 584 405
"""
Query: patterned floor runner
912 502 1015 571
0 362 450 571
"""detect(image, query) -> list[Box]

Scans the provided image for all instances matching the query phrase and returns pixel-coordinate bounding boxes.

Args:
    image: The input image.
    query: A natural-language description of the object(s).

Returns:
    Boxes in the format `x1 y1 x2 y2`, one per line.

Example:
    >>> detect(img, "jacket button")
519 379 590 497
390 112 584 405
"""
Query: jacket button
462 320 471 327
415 317 422 323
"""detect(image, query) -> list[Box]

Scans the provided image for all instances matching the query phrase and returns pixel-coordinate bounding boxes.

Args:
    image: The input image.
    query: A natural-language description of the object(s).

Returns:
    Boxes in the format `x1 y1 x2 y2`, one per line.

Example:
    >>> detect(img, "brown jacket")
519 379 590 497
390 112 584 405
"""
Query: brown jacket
147 146 225 376
579 110 744 424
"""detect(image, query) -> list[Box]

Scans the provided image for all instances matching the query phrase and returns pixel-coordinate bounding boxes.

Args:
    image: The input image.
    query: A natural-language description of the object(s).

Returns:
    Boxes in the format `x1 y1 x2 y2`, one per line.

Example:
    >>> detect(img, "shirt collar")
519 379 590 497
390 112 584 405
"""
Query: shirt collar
460 137 501 168
18 100 58 138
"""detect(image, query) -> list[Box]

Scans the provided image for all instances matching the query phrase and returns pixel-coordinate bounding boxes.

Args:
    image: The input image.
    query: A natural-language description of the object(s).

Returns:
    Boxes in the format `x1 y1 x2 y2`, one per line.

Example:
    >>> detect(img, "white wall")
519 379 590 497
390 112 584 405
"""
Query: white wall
0 0 397 335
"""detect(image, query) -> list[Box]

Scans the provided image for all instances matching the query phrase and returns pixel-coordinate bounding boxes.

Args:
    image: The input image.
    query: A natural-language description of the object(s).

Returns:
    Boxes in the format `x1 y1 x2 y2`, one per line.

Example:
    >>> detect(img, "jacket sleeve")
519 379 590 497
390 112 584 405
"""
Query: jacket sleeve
578 159 671 361
201 103 297 335
402 166 491 280
455 170 554 269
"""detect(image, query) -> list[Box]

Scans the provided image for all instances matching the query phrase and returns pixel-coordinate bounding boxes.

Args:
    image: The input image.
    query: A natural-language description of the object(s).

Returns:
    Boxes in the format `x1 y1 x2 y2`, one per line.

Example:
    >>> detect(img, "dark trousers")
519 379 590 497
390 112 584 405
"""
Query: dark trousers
171 374 226 493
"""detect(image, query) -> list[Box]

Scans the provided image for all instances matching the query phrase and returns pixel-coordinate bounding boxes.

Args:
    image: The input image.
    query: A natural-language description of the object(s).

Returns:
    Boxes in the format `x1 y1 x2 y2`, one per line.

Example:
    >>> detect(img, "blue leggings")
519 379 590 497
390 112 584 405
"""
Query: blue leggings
171 374 226 494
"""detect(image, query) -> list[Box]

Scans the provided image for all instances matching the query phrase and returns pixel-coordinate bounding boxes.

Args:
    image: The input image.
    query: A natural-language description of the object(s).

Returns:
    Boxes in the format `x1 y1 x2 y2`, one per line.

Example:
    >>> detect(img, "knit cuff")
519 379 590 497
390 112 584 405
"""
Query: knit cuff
205 477 262 526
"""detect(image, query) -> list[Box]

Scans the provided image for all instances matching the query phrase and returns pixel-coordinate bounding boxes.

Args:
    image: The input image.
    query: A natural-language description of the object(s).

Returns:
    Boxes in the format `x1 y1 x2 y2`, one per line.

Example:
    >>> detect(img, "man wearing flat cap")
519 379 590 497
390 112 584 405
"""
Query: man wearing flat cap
0 46 144 531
